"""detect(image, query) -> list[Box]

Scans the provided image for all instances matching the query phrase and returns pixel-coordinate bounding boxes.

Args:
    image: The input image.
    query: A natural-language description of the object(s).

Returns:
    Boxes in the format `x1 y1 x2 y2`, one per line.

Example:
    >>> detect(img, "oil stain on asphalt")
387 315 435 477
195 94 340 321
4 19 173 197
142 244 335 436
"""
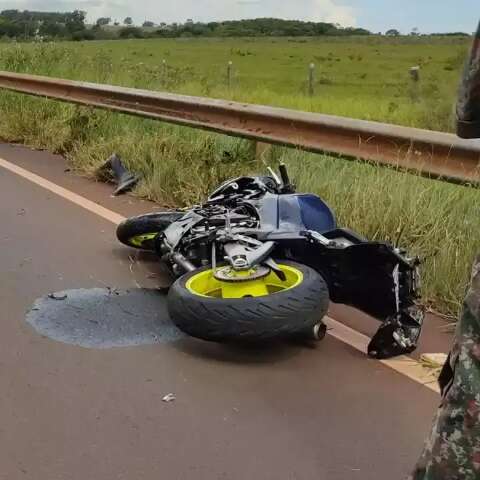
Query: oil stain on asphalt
26 288 185 348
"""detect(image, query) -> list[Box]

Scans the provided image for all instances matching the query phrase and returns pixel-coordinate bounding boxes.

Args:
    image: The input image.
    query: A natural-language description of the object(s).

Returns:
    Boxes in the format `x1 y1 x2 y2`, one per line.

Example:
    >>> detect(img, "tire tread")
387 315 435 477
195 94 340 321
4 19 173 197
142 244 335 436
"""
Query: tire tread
167 261 329 341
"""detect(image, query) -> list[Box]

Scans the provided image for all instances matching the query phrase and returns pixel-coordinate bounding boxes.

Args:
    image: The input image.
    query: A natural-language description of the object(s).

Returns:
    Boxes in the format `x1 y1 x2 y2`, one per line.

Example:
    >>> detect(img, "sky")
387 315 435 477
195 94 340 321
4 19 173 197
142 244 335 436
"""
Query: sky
0 0 477 34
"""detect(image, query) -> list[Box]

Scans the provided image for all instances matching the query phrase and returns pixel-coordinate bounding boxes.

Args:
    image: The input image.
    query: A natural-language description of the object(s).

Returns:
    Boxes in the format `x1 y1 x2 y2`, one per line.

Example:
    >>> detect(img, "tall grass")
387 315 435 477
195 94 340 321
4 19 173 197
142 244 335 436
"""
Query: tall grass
0 38 467 131
0 40 477 317
284 152 479 315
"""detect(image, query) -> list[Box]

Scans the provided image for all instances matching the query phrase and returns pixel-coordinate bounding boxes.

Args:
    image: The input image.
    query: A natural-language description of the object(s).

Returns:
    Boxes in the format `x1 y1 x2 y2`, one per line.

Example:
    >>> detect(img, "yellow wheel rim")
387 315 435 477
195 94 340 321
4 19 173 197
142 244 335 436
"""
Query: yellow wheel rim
186 264 303 299
129 233 157 247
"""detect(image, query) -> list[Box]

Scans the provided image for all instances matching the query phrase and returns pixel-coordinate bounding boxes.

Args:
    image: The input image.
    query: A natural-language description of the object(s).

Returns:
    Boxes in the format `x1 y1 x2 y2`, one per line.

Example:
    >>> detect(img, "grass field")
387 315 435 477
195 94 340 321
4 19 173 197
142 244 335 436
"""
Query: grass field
0 36 477 316
0 36 471 129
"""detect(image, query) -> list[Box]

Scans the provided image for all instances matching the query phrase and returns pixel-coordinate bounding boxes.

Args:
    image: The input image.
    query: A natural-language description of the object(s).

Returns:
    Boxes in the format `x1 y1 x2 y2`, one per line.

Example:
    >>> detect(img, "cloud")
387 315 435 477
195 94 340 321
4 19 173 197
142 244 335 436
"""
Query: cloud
0 0 357 27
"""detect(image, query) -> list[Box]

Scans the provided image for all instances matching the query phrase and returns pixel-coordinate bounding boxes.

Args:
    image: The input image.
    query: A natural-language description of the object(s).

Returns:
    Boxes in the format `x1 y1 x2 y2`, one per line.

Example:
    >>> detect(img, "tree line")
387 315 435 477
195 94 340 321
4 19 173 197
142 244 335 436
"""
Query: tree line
0 12 372 41
0 10 470 42
0 10 87 39
145 18 372 38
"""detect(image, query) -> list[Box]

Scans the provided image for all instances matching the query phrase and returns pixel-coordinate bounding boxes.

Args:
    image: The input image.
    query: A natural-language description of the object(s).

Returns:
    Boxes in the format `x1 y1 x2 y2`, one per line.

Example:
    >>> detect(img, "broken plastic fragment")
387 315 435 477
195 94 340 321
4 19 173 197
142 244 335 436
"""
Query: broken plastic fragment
48 293 68 301
162 393 176 403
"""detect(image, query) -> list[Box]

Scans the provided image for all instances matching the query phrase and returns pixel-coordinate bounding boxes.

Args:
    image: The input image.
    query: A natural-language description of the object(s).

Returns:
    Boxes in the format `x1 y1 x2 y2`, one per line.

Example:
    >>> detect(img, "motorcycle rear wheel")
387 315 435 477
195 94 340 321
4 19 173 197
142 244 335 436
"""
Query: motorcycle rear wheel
167 261 329 341
116 212 184 251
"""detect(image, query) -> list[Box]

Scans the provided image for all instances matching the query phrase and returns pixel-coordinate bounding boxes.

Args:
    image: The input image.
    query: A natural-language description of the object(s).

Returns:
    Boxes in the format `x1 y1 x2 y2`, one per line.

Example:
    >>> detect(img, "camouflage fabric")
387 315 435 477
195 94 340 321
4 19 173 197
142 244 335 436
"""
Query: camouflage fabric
410 256 480 480
457 22 480 138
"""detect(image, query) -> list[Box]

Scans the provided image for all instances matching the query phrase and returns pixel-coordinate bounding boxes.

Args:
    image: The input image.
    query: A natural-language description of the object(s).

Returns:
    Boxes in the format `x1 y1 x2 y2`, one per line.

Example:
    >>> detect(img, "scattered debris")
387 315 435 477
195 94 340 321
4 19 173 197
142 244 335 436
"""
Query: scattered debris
128 255 136 274
127 254 145 289
420 353 448 381
48 293 68 301
162 393 176 403
97 153 139 196
106 286 121 296
426 306 457 330
19 257 32 267
420 353 448 369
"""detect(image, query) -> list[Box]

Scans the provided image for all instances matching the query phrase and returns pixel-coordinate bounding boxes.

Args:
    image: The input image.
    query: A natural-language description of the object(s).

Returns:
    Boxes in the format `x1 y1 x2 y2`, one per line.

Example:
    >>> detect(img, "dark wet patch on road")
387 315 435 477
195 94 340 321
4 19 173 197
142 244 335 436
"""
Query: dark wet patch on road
26 288 185 348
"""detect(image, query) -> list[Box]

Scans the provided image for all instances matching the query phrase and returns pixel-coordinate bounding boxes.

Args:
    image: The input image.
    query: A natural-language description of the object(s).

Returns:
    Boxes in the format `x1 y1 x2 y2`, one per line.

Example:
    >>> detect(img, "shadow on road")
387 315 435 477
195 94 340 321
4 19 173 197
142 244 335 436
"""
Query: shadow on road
173 336 312 365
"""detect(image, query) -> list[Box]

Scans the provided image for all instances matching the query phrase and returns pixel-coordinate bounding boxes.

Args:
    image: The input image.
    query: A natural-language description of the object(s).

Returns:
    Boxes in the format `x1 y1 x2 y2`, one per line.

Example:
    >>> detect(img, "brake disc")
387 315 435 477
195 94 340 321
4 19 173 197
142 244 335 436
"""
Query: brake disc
213 265 271 283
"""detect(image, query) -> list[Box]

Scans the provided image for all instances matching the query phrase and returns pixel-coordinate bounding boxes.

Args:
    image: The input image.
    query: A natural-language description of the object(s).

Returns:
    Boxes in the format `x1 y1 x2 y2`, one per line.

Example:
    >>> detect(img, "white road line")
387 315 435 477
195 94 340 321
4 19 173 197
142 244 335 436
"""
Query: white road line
325 317 440 394
0 155 441 395
0 157 126 225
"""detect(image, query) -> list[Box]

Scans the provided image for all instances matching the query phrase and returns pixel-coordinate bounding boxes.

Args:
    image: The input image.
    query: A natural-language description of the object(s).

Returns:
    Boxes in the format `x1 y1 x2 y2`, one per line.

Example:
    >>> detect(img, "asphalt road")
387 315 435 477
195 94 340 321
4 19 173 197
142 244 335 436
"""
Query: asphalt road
0 144 453 480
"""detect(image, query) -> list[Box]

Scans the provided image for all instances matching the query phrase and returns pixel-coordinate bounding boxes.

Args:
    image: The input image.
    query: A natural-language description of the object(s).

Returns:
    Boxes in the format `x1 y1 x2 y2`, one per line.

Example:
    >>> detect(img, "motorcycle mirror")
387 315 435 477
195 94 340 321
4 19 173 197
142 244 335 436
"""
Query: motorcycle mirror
278 163 296 194
278 163 291 186
457 21 480 138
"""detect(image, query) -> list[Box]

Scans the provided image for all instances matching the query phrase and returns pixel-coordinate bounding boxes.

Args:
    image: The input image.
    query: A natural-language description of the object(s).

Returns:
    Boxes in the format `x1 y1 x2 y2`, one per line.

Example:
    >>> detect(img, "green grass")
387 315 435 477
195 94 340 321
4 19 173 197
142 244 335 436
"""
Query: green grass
0 35 470 129
0 37 477 317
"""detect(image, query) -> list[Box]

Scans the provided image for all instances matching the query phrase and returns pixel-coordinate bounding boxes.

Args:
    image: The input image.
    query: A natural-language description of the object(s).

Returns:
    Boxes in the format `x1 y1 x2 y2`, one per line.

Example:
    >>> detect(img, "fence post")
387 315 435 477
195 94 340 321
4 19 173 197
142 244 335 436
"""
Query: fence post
409 66 420 83
227 61 233 89
308 63 315 97
409 66 420 102
162 59 167 82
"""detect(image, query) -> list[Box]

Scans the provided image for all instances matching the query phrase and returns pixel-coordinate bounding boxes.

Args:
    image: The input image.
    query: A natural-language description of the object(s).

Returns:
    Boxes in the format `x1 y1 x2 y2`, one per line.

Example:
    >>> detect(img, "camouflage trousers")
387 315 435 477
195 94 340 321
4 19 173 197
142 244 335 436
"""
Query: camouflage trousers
410 258 480 480
457 21 480 139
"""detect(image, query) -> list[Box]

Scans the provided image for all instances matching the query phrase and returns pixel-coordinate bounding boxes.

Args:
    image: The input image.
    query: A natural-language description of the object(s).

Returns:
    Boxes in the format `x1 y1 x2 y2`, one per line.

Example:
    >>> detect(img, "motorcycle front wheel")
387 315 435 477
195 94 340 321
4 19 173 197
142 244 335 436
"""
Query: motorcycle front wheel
167 261 329 341
116 212 184 251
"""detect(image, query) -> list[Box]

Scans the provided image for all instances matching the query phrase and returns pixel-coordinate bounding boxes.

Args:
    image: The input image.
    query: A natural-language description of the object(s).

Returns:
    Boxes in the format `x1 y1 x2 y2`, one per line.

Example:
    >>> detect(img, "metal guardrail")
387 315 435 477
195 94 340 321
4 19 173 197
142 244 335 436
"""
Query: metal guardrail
0 71 479 184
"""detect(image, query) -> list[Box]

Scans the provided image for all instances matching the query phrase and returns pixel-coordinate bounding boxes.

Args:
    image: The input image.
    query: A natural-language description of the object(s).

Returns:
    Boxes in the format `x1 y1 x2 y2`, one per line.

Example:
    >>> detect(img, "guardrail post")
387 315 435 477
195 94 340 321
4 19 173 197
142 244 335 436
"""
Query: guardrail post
308 63 315 97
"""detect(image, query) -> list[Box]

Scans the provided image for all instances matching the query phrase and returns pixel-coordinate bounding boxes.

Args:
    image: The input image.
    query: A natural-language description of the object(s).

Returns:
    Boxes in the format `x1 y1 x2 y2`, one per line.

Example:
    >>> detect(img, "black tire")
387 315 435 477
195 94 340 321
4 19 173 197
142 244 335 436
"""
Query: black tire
167 261 329 342
116 212 184 250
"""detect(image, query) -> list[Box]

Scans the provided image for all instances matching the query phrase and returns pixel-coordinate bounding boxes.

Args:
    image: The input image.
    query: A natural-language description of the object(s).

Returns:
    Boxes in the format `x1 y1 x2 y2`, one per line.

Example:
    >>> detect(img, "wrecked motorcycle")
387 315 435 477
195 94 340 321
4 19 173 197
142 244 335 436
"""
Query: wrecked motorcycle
117 164 424 359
